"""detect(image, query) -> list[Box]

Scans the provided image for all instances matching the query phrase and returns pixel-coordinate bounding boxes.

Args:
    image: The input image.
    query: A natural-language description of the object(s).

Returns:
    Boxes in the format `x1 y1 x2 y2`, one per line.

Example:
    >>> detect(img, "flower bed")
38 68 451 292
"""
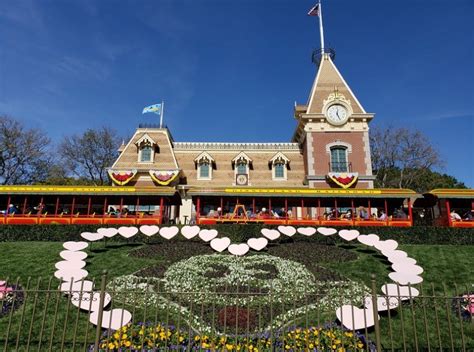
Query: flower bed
93 322 375 351
0 281 24 318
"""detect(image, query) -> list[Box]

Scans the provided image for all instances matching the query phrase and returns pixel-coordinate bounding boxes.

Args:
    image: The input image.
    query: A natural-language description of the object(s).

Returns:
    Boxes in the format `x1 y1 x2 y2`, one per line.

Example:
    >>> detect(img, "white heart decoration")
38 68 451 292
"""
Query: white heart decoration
71 291 111 311
278 226 296 237
89 308 132 330
80 232 104 242
392 263 424 275
55 260 86 271
247 237 268 251
54 269 88 282
336 305 378 330
339 229 359 241
63 241 89 251
159 226 179 240
140 225 159 237
60 250 87 261
297 227 316 236
228 243 250 256
198 229 218 242
381 283 420 300
181 225 200 239
364 295 399 312
60 280 94 294
317 227 337 236
118 226 138 238
210 237 231 252
357 234 379 246
97 228 118 238
388 272 423 285
374 239 398 252
261 229 280 241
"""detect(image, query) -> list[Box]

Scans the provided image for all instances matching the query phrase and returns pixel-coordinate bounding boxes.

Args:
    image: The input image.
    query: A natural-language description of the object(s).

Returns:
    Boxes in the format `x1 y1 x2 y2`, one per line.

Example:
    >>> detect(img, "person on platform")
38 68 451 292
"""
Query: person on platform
378 209 387 221
357 206 369 220
7 204 19 215
450 209 462 221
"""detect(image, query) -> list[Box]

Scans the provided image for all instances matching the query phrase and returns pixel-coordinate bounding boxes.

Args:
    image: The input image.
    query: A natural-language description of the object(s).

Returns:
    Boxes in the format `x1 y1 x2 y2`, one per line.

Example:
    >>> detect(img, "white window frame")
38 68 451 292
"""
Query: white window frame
269 152 289 181
135 133 157 164
194 151 214 181
232 152 252 185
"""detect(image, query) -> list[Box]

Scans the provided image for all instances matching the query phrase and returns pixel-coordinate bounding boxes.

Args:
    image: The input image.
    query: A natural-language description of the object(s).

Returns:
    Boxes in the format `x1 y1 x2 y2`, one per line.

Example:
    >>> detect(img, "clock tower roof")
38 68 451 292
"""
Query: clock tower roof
304 53 366 115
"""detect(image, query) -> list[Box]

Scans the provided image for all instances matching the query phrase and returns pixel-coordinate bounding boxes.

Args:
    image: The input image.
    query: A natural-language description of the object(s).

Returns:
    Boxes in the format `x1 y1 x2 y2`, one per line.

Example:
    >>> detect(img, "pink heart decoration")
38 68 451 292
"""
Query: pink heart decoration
210 237 231 252
357 234 379 246
198 229 218 242
336 305 378 330
261 229 280 241
71 291 111 311
139 225 159 237
297 227 316 236
338 229 359 241
80 232 104 242
63 241 89 251
89 308 132 330
97 228 118 238
54 269 88 282
381 283 420 300
181 225 200 239
60 280 94 294
278 226 296 237
55 260 86 271
247 237 268 251
159 226 179 240
364 295 399 312
388 272 423 285
317 227 337 236
59 250 88 261
228 243 250 256
118 226 138 238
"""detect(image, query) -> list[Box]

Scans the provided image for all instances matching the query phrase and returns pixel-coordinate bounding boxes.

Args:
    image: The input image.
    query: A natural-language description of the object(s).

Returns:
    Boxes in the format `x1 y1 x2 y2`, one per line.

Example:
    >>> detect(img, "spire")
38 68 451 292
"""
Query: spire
306 54 366 115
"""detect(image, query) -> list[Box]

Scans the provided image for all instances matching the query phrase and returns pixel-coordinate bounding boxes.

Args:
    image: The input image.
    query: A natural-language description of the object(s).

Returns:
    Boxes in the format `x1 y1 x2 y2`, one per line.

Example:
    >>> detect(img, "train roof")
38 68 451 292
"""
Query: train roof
425 189 474 199
0 185 177 196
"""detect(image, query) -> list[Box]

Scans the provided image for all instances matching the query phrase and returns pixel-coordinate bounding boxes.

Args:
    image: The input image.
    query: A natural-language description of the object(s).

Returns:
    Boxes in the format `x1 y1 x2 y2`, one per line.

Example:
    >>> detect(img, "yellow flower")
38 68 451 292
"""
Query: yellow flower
226 343 234 350
108 342 115 350
124 341 131 347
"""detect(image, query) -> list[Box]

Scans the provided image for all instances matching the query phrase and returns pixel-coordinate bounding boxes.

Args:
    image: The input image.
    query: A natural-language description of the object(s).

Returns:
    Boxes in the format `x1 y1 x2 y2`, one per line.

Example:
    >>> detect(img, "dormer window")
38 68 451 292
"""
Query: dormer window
194 151 215 180
232 152 252 186
269 152 290 180
135 133 157 163
140 144 153 162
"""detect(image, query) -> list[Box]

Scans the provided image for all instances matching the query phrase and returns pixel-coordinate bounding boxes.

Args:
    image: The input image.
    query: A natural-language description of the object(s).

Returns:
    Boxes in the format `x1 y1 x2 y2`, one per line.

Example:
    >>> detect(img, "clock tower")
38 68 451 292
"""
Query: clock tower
293 53 375 189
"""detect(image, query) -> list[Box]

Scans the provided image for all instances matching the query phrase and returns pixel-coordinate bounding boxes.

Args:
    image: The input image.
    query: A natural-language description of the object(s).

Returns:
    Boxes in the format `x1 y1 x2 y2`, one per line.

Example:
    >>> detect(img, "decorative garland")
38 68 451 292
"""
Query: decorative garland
108 170 137 186
149 170 179 186
327 172 359 188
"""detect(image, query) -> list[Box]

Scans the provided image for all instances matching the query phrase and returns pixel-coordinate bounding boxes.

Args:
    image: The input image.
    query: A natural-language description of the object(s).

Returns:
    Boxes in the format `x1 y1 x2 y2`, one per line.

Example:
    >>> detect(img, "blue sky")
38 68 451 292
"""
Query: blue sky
0 0 473 187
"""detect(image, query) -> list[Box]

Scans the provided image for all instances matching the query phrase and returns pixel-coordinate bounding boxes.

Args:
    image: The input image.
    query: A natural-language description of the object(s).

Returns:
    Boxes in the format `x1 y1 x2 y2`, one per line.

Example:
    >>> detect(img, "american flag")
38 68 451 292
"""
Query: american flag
307 4 320 16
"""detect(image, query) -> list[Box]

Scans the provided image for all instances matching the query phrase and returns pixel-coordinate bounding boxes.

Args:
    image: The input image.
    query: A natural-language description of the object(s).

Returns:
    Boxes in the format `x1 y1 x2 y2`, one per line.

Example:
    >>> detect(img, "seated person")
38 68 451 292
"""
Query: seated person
342 209 353 220
463 210 473 221
450 209 462 221
357 206 369 220
7 204 19 215
378 209 387 221
393 207 408 219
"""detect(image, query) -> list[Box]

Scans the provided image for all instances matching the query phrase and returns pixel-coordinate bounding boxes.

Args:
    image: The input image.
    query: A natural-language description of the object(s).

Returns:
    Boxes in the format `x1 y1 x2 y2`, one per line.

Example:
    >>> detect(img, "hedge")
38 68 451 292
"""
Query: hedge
0 224 472 245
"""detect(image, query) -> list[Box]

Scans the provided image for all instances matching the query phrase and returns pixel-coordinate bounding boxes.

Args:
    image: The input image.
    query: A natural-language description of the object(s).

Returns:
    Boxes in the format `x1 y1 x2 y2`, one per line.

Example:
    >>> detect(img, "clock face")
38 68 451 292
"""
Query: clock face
326 104 348 125
236 174 248 185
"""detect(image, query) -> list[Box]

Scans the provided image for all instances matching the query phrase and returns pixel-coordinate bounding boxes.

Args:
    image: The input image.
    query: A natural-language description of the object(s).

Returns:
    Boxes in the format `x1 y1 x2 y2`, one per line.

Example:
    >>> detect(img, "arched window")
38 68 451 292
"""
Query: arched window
140 145 153 162
199 161 210 178
274 162 285 178
194 152 214 180
330 147 348 172
236 160 248 175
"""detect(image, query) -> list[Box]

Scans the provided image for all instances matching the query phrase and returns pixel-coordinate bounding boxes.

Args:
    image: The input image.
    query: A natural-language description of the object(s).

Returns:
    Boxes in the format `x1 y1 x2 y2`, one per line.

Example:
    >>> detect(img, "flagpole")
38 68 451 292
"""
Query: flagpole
160 100 164 128
318 0 325 54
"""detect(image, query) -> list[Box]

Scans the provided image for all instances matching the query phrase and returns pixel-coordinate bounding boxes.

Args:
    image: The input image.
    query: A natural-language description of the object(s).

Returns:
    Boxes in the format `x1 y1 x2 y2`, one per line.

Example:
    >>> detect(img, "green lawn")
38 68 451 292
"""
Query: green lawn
0 240 472 350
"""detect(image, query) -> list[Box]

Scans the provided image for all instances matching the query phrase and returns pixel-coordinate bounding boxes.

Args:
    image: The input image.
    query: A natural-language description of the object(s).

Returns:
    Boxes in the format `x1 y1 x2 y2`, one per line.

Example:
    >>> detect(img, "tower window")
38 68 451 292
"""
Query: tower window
140 145 153 162
330 147 348 172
